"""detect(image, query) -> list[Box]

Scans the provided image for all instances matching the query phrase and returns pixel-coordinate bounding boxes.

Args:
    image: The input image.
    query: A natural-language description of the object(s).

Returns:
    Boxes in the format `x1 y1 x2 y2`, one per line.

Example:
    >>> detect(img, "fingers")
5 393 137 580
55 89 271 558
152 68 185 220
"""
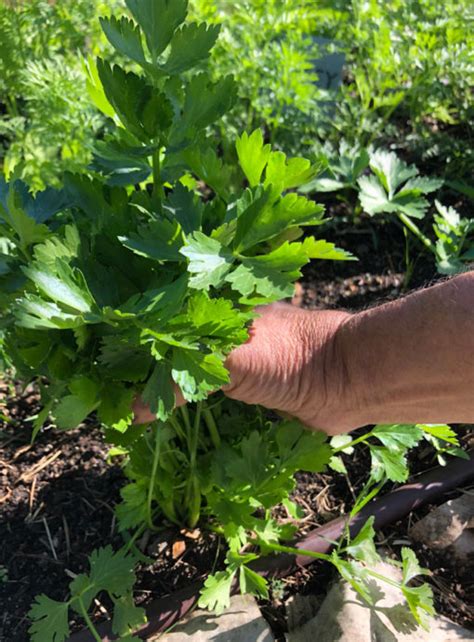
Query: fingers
132 396 156 424
132 302 300 425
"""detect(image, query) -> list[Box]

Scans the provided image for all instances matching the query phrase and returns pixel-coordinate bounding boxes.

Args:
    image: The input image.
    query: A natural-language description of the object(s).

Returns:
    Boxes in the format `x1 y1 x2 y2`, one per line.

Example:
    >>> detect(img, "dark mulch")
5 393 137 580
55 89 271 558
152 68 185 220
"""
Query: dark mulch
1 216 473 641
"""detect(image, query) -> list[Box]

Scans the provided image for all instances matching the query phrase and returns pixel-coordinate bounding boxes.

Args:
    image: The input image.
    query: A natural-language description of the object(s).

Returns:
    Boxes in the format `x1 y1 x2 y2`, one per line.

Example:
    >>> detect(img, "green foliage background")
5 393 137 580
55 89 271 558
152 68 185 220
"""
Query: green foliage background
0 0 120 190
1 0 473 188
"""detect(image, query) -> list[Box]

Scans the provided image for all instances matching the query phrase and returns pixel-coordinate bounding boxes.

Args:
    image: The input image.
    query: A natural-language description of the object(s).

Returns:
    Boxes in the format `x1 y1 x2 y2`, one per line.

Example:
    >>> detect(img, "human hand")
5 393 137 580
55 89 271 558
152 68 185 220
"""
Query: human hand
133 302 357 434
221 303 356 434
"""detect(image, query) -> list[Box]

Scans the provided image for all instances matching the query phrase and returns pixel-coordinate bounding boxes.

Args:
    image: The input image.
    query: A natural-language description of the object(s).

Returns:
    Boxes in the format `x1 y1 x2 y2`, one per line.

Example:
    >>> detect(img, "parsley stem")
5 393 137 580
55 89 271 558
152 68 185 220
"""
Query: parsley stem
122 523 147 554
146 422 162 530
262 541 331 563
180 405 193 450
364 568 403 590
152 146 164 212
169 414 187 445
78 598 102 642
331 431 374 455
203 405 221 449
398 213 434 252
191 402 202 468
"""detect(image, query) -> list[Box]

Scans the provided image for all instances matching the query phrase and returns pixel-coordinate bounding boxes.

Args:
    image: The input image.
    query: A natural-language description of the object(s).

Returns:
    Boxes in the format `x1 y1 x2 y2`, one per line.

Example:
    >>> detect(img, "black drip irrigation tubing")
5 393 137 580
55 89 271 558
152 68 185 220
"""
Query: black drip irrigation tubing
69 450 474 641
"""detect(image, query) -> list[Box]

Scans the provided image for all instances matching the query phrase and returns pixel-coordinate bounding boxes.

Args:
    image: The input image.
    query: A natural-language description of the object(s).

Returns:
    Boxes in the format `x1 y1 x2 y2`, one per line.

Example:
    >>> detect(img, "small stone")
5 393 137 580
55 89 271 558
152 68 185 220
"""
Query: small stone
172 540 186 559
409 495 474 562
286 593 321 631
286 560 474 642
147 540 169 556
181 528 201 540
151 594 274 642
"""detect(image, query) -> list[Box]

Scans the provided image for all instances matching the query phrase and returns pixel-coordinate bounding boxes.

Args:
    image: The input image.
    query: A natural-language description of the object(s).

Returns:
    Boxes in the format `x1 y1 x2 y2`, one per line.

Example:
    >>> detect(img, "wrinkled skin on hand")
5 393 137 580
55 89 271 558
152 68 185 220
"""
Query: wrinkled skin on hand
133 302 354 435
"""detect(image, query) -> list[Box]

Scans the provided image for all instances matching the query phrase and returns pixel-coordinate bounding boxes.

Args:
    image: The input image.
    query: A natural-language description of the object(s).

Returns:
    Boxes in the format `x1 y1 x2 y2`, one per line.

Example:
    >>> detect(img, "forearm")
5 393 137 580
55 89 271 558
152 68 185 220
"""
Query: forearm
337 272 474 429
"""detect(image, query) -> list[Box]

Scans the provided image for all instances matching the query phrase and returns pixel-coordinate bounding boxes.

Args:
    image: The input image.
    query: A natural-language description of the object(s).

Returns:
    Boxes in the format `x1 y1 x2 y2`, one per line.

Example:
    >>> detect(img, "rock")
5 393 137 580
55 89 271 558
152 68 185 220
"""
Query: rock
150 594 274 642
409 495 474 562
286 561 474 642
286 593 321 632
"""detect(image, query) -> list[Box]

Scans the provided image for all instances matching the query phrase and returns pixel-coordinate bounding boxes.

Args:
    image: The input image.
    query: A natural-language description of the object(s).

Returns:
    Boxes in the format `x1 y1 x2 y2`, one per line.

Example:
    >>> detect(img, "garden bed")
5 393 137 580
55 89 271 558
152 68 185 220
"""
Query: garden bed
1 220 473 641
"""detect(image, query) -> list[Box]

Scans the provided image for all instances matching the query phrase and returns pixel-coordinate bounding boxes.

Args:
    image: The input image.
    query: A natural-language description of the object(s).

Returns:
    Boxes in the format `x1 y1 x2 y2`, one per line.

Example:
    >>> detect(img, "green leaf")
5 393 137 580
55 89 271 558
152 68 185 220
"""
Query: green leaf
83 57 116 119
28 595 70 642
402 584 435 628
121 275 188 319
358 175 393 215
99 336 153 382
100 16 146 65
239 565 269 599
182 146 232 199
418 423 459 445
16 295 85 330
180 232 234 289
92 142 152 187
371 424 423 451
31 400 54 444
171 349 229 401
330 552 373 605
434 200 463 228
279 499 303 521
97 60 173 142
359 151 442 220
235 191 324 252
163 22 220 74
54 377 99 430
1 179 70 224
125 0 188 60
198 569 236 615
181 73 237 135
22 260 94 315
401 547 428 584
276 421 332 473
308 177 346 192
226 261 297 301
98 383 134 431
70 546 137 611
400 176 443 196
111 594 147 637
264 152 317 195
302 237 356 261
33 226 80 267
141 361 175 421
116 482 149 532
370 446 409 483
330 434 354 454
182 292 252 345
369 150 418 197
329 456 348 474
345 517 379 565
227 237 353 301
225 431 271 489
1 184 50 249
167 183 203 234
400 548 434 626
236 130 271 187
119 218 184 262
